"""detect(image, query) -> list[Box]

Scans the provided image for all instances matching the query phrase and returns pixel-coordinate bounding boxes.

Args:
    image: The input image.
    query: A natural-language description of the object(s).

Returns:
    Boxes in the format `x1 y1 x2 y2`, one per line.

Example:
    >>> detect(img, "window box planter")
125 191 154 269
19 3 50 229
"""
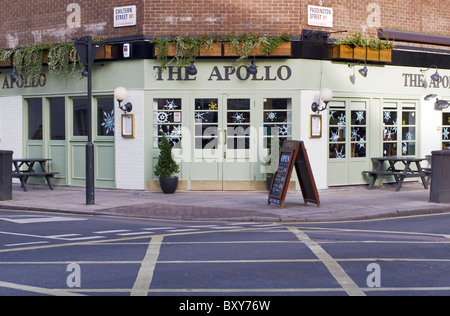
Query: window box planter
224 41 291 57
332 45 392 62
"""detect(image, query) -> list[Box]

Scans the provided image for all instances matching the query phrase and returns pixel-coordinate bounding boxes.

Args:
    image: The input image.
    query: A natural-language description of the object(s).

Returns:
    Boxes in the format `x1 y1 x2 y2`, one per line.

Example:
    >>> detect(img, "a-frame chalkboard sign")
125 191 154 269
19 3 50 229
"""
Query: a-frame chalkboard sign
268 141 320 208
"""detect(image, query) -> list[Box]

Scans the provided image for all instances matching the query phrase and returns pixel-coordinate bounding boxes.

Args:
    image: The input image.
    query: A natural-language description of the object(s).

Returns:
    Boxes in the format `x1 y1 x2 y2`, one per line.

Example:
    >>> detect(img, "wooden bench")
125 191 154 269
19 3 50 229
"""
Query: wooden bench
12 158 60 192
363 157 429 192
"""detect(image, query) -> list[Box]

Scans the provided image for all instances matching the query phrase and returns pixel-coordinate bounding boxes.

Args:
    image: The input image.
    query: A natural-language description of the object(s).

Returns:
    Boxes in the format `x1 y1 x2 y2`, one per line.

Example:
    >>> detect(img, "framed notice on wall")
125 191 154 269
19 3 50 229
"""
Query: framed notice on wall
310 115 322 138
122 114 135 138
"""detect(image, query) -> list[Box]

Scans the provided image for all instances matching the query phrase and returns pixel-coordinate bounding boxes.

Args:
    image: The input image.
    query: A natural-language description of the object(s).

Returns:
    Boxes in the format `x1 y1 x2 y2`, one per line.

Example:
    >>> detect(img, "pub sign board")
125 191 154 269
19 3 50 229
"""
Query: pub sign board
268 141 320 208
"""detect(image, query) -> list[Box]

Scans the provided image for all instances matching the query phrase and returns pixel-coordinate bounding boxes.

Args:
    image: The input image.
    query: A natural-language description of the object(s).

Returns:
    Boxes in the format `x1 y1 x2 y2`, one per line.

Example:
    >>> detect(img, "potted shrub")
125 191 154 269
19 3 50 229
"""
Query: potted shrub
154 135 180 194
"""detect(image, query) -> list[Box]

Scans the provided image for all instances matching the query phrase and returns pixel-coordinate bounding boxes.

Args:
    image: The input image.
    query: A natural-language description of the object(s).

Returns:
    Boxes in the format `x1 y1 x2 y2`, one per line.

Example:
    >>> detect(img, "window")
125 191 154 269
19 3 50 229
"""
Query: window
329 104 346 159
350 110 367 158
263 98 292 149
383 102 416 156
73 98 88 136
227 99 251 149
50 97 65 140
443 112 450 149
194 98 218 149
97 97 114 136
154 99 182 148
28 98 43 140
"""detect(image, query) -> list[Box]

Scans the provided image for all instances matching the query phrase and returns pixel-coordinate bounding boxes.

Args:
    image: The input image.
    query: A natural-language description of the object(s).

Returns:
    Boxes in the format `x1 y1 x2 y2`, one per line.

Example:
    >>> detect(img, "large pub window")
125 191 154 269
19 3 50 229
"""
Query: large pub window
263 98 292 149
383 102 416 156
28 98 43 140
153 99 182 148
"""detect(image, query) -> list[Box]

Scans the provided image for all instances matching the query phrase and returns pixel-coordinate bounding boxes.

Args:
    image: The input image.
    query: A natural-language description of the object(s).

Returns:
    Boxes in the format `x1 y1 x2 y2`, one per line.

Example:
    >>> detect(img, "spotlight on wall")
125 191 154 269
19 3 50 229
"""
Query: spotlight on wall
10 68 18 83
114 87 133 113
421 65 440 84
311 88 333 113
247 57 258 75
186 62 197 76
357 60 368 78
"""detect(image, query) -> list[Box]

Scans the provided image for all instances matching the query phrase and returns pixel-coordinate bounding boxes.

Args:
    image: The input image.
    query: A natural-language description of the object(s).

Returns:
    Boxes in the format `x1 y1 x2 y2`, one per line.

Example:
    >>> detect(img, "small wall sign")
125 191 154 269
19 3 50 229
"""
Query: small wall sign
114 5 137 28
122 114 135 138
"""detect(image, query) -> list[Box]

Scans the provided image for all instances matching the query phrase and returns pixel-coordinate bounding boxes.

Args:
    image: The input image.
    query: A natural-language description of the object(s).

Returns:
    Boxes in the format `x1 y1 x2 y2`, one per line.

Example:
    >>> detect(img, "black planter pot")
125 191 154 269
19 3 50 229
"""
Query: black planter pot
266 177 274 191
159 176 178 194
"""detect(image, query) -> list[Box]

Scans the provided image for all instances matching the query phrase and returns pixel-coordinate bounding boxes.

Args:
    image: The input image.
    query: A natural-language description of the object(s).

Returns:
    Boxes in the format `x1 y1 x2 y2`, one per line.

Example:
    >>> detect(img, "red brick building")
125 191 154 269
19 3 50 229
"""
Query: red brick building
1 1 449 49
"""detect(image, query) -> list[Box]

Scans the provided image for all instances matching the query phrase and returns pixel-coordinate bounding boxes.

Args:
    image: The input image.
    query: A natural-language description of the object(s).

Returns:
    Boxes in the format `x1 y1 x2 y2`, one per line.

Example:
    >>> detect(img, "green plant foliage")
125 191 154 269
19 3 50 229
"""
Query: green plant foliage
334 31 394 51
154 135 180 178
152 33 292 70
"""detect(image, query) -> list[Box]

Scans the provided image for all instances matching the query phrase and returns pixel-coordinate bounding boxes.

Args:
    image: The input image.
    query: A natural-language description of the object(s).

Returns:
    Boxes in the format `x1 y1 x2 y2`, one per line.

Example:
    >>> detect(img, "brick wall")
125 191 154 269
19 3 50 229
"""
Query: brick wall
0 0 448 48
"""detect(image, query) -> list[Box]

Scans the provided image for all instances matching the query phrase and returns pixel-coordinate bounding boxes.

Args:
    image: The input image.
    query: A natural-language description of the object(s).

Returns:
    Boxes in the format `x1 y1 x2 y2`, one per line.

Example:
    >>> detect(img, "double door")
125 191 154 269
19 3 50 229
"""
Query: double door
191 95 255 190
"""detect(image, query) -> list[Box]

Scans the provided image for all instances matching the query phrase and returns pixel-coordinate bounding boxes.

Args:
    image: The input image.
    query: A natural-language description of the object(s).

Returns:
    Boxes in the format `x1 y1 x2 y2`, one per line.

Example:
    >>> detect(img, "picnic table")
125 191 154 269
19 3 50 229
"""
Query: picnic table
363 156 430 191
12 158 59 192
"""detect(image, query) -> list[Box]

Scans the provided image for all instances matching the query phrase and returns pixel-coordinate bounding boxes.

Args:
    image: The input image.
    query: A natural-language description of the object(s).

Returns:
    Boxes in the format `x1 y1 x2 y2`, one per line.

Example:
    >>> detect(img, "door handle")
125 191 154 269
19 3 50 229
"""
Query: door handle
224 129 227 145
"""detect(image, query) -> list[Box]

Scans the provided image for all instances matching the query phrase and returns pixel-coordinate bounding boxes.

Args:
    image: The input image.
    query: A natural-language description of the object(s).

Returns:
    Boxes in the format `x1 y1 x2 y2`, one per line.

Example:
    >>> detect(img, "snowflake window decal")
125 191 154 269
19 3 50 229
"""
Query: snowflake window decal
101 110 114 135
232 112 246 123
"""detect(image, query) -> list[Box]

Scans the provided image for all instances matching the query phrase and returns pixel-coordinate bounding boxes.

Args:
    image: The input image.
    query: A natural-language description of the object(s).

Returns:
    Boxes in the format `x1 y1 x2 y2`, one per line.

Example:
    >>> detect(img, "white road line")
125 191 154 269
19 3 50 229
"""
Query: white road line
167 229 199 233
0 281 84 296
141 227 174 231
131 235 163 296
93 230 130 234
289 227 366 297
62 236 105 241
5 241 49 247
118 232 153 236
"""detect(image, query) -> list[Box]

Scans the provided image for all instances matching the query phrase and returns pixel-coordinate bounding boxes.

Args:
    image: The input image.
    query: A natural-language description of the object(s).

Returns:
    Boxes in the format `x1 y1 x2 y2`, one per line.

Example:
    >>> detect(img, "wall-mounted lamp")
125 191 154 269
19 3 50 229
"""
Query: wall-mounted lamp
114 87 133 113
311 88 333 113
186 62 197 76
357 60 368 78
247 57 258 75
421 65 440 86
10 68 18 83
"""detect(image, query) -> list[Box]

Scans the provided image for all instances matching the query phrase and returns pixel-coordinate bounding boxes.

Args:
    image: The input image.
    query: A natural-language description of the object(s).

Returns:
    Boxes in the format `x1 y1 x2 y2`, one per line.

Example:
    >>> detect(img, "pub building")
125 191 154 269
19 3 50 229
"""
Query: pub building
1 29 450 192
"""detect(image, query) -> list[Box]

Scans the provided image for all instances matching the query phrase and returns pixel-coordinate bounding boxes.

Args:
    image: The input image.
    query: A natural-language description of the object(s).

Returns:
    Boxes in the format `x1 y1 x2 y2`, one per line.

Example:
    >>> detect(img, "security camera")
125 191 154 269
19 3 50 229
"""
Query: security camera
435 99 450 111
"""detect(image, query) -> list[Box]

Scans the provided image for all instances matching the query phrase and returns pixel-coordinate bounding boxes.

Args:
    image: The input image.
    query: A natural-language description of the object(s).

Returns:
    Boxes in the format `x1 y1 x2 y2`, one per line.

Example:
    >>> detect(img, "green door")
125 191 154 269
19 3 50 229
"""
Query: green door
70 97 115 188
191 95 254 190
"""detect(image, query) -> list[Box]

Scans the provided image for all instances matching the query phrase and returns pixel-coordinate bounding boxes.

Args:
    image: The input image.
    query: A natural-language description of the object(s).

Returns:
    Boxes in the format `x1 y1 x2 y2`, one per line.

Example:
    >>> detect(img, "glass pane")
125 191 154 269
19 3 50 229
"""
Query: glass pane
97 97 114 136
264 124 291 136
383 110 397 125
402 127 415 141
351 110 366 125
443 127 450 141
73 98 88 136
383 143 397 157
329 110 346 126
264 111 289 123
443 113 450 126
227 112 250 124
154 99 182 111
195 99 218 111
383 127 397 141
402 142 415 156
28 98 43 140
351 143 366 158
351 127 366 142
263 98 290 110
50 97 65 140
329 127 345 142
227 99 250 111
329 144 346 159
402 111 416 125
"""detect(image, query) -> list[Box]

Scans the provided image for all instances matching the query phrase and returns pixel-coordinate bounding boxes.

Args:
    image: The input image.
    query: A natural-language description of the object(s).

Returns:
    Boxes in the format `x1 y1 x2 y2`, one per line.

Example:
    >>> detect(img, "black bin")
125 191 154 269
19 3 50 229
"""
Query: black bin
430 150 450 203
0 150 13 201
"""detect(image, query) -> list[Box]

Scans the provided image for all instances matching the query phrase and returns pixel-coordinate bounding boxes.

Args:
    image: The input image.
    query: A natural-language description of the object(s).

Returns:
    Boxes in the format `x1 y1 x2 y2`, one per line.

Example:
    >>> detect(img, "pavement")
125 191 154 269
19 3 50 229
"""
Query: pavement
0 182 449 222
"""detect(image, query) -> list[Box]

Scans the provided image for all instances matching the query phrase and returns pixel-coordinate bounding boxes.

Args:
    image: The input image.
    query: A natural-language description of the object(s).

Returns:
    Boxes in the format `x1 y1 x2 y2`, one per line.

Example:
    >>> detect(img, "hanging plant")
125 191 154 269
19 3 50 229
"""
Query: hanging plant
47 41 82 79
12 42 52 82
151 36 170 70
171 35 203 67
